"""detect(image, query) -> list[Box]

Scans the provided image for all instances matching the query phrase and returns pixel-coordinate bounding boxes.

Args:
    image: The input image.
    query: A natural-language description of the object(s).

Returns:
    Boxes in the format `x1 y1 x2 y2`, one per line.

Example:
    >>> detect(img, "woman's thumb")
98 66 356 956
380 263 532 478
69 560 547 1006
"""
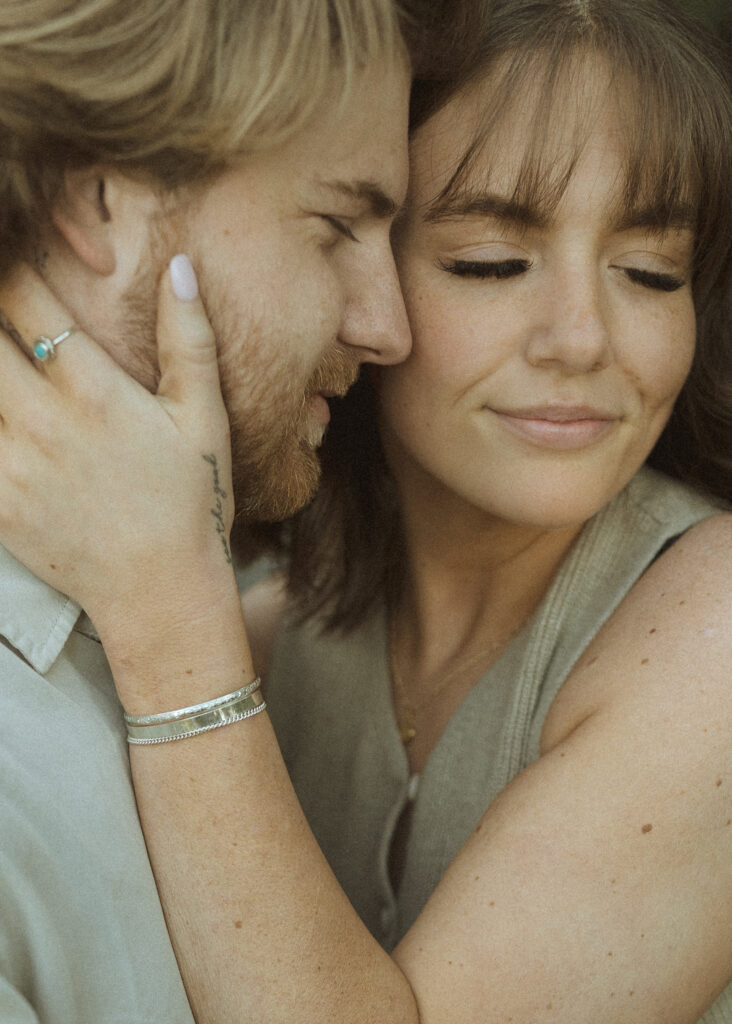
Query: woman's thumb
156 254 222 406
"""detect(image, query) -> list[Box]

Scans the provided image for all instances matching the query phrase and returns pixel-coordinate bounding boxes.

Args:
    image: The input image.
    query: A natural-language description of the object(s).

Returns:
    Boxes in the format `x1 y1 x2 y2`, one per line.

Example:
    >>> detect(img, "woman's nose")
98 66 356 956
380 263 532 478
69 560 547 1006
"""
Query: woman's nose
525 267 613 374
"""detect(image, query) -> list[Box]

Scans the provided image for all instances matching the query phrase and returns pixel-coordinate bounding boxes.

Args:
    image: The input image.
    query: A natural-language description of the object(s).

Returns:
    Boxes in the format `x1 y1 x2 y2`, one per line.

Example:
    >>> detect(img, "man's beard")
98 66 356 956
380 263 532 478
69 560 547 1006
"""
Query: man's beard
224 342 360 523
121 257 360 527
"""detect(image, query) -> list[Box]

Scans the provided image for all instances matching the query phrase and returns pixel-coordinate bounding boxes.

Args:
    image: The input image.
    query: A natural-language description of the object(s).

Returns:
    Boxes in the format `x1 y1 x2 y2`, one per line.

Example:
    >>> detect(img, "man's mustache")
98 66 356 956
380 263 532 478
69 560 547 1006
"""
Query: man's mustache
305 345 361 401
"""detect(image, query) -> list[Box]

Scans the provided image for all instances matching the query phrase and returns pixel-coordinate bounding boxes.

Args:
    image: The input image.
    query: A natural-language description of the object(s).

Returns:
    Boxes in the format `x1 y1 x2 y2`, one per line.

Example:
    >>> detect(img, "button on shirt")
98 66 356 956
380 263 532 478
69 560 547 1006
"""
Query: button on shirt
0 545 193 1023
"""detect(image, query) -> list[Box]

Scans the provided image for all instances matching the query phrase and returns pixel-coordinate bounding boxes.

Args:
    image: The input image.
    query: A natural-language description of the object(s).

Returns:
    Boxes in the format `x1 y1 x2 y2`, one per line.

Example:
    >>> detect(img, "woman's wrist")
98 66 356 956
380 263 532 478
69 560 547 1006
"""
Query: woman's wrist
91 564 256 717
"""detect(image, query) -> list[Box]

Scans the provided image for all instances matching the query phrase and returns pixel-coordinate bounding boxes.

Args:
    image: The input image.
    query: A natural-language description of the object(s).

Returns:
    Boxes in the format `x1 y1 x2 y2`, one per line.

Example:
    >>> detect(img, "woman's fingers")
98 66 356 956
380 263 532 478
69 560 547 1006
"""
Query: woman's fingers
0 305 42 406
0 257 225 431
0 263 122 395
157 256 223 405
0 268 54 416
0 254 230 467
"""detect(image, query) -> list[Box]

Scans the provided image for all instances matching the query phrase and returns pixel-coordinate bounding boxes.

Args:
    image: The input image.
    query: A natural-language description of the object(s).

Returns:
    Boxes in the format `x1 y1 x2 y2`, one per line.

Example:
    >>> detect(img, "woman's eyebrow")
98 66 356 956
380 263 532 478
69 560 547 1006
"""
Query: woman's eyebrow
420 190 697 236
422 190 548 228
614 202 697 234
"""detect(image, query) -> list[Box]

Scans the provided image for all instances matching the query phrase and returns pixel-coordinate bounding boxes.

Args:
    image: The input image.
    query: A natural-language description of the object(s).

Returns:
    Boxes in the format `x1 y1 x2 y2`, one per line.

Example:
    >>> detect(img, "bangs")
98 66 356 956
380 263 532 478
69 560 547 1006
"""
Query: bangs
424 2 732 299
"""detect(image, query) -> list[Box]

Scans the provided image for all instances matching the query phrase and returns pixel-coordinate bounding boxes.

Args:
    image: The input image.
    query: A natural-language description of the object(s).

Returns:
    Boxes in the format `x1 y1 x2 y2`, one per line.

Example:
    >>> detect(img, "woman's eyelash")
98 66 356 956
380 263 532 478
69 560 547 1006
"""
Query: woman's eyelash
623 267 685 292
439 258 530 280
322 215 358 243
439 259 686 293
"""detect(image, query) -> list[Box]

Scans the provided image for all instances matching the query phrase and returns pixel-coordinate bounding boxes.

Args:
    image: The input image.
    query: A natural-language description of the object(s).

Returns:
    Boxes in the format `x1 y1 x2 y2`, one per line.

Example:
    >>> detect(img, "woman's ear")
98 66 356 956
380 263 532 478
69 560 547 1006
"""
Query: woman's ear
50 167 117 276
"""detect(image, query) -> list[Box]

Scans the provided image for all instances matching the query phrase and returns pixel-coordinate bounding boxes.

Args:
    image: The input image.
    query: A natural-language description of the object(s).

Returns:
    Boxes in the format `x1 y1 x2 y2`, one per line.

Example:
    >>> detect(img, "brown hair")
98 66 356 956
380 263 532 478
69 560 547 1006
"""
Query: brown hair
272 0 732 631
0 0 421 283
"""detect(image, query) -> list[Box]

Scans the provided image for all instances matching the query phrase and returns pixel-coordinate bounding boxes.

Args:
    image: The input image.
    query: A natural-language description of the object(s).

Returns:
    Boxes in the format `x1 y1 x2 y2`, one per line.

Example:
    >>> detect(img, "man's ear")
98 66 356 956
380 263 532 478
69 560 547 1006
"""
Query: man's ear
50 167 117 276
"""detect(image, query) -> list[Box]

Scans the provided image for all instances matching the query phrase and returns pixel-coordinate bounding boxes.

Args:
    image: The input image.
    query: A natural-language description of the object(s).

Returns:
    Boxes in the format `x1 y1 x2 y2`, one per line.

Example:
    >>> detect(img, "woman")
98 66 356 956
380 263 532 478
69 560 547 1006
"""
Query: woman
0 1 730 1022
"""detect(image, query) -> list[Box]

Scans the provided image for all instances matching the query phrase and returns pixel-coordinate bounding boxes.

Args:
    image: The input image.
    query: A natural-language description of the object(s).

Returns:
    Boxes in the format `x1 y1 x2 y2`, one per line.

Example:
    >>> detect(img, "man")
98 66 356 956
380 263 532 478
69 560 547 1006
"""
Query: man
0 1 416 1019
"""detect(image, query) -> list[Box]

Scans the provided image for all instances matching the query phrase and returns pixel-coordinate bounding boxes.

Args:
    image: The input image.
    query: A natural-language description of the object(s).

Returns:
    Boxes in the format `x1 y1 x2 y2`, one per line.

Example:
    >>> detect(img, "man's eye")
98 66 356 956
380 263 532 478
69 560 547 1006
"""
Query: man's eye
623 267 685 292
438 258 531 280
322 215 358 243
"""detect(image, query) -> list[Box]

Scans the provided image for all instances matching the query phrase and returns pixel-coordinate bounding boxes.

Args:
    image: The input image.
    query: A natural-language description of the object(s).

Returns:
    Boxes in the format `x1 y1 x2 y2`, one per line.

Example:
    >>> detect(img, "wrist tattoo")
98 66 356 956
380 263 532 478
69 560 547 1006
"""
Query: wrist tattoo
203 453 232 564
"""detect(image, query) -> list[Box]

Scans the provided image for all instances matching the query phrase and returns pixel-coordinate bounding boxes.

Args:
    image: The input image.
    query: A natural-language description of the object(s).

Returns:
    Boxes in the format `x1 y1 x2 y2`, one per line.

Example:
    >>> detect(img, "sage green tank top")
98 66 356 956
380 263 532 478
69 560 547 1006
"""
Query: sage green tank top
265 467 731 1022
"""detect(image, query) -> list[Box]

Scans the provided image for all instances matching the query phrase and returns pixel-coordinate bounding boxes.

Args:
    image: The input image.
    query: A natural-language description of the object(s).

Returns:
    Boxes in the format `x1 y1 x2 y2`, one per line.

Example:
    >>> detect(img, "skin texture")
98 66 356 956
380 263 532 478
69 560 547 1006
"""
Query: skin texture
0 56 730 1024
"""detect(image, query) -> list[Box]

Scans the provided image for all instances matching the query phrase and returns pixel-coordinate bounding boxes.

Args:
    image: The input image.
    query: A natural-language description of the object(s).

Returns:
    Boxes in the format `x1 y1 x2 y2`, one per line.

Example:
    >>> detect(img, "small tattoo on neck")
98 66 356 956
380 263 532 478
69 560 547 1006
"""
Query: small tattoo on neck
203 453 232 564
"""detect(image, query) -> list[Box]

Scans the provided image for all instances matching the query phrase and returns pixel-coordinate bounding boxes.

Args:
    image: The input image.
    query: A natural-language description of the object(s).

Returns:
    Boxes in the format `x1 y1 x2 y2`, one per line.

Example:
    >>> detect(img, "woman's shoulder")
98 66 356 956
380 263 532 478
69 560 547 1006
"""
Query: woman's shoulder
240 572 288 679
542 510 732 754
617 465 725 535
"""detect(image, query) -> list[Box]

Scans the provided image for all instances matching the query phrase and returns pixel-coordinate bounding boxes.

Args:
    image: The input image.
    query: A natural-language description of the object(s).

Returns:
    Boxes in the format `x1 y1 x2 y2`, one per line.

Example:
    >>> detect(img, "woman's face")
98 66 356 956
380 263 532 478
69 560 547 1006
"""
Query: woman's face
380 70 697 529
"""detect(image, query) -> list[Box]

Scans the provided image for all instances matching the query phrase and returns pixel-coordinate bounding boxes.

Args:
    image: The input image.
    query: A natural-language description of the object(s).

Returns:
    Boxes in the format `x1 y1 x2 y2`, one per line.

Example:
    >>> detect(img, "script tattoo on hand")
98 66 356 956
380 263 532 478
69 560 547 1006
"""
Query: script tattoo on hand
203 453 232 565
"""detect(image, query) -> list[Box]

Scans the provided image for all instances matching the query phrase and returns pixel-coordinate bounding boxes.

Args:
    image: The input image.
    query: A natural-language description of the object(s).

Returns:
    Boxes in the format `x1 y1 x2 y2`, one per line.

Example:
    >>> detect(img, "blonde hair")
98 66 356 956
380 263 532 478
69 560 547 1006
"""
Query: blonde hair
0 0 408 280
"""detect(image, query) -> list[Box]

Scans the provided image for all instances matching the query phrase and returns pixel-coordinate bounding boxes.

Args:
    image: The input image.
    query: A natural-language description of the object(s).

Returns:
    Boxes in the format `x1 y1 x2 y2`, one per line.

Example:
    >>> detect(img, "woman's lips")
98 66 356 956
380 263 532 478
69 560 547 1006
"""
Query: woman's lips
489 405 618 450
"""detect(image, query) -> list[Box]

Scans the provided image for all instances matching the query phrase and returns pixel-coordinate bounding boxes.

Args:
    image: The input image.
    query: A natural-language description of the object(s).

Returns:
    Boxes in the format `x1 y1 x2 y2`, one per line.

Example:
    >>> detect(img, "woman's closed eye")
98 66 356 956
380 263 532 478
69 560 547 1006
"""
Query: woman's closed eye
437 255 686 293
438 257 531 280
621 266 685 292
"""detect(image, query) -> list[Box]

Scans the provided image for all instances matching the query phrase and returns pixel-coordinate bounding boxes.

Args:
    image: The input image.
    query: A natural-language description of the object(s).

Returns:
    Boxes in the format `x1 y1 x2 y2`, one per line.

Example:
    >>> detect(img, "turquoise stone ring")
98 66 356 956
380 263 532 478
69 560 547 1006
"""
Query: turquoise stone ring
33 327 76 362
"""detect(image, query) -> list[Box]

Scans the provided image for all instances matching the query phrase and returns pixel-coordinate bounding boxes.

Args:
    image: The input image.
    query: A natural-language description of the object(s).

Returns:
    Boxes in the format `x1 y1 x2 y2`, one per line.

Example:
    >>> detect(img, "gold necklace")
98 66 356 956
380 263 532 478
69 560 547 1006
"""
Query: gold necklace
388 619 519 746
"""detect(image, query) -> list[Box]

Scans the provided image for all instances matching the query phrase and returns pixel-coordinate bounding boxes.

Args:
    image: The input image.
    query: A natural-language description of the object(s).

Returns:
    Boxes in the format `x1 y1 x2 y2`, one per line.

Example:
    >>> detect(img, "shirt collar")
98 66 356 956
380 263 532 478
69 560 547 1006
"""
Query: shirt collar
0 544 81 674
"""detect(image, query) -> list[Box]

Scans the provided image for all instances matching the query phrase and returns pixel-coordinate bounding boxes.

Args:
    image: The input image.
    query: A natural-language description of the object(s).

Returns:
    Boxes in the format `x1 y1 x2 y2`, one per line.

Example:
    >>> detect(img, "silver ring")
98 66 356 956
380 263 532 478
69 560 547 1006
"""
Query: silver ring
33 325 77 362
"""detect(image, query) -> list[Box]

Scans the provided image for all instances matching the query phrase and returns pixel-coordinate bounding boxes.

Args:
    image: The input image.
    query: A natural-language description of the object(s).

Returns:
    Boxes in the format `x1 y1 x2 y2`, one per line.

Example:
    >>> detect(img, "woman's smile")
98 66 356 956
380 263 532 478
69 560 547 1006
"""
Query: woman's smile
486 404 618 450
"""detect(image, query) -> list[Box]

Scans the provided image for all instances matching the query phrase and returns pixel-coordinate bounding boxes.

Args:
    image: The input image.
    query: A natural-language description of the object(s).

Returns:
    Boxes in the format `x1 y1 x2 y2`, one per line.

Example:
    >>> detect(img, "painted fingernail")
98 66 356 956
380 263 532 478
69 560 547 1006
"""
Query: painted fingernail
170 254 199 301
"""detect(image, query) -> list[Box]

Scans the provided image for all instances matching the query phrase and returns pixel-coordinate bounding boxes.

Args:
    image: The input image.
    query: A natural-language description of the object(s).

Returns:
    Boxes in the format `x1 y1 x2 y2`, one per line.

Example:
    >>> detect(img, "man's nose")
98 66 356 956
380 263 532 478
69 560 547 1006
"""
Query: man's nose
338 254 411 365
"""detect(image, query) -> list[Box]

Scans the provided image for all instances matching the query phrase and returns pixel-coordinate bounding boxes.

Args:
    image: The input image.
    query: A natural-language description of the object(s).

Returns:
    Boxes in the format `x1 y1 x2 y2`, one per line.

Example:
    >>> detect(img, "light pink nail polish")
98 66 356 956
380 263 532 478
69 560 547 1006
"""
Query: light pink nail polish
170 254 199 301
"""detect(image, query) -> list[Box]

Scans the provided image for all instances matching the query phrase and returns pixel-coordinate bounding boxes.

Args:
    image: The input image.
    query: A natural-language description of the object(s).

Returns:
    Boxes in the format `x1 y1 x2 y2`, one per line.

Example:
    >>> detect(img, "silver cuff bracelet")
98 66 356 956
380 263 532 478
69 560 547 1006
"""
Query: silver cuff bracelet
124 677 265 744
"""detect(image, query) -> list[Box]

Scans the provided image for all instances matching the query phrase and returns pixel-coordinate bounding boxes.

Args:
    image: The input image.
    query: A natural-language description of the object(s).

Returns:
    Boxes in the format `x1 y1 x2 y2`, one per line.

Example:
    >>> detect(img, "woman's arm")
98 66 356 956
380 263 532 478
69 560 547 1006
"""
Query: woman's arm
125 512 732 1024
0 266 729 1024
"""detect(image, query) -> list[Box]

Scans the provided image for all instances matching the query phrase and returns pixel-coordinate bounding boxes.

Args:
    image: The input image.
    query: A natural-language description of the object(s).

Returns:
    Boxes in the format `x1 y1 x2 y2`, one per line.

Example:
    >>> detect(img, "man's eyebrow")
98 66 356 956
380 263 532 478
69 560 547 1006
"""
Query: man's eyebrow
316 178 401 219
423 190 548 228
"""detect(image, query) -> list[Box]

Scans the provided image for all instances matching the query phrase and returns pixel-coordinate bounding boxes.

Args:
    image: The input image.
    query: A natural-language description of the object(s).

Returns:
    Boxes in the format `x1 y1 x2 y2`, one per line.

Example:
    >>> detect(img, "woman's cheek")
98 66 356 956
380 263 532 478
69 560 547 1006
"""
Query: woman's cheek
630 304 696 409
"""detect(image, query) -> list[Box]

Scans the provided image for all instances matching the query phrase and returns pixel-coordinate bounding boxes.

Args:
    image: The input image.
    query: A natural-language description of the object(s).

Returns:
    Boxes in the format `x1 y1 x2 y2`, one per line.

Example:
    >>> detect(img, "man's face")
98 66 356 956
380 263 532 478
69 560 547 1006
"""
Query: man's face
140 59 411 522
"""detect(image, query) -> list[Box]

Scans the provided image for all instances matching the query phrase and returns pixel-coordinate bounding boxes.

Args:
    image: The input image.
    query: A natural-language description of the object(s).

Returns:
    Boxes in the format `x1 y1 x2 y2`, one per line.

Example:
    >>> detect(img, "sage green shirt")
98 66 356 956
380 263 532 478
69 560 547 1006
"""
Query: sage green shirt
0 547 193 1023
266 467 731 1023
